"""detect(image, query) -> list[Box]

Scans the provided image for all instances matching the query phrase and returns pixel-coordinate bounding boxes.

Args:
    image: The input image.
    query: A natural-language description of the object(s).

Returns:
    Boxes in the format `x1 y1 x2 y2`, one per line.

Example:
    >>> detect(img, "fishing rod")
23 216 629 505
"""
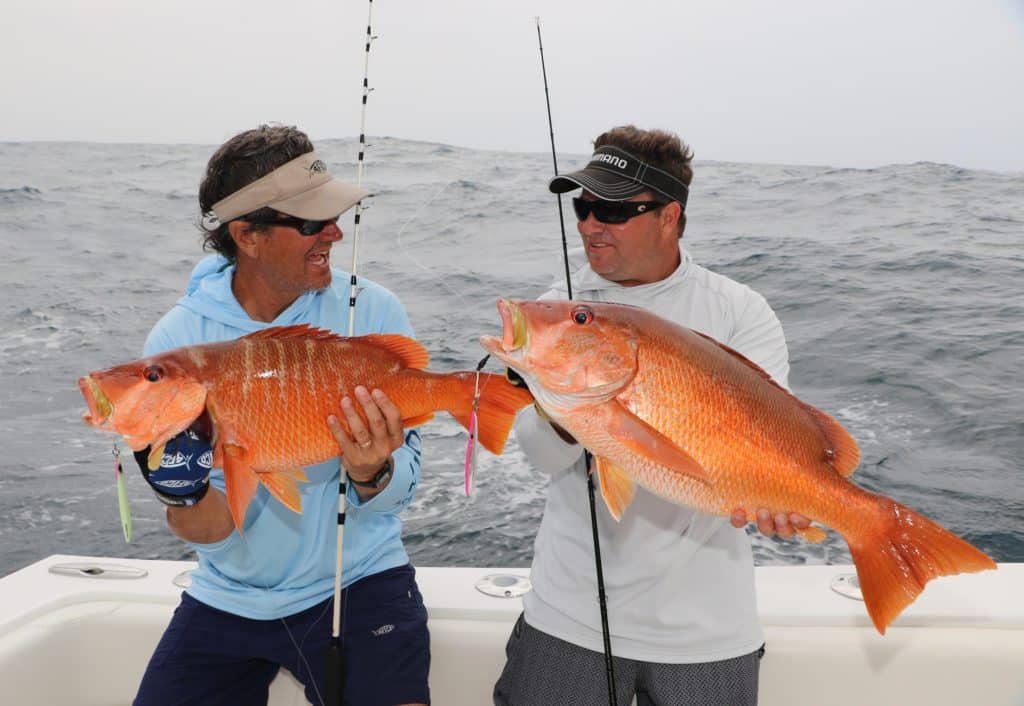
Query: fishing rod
535 17 618 706
536 21 574 301
326 1 376 703
346 1 374 339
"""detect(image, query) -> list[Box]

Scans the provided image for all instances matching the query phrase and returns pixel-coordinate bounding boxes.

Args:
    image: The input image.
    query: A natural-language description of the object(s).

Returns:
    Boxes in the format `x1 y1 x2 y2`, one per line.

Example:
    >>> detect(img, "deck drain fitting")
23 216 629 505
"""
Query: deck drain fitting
475 573 532 598
830 572 863 601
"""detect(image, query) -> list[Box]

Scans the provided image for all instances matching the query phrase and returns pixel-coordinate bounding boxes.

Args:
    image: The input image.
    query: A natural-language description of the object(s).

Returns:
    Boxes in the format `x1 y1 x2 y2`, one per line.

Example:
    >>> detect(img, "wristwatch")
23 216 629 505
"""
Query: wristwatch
349 458 393 489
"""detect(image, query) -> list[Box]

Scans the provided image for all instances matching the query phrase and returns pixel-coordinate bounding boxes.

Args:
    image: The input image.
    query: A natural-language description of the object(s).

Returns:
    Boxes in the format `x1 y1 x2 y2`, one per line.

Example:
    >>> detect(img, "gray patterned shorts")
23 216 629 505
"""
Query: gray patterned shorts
493 614 764 706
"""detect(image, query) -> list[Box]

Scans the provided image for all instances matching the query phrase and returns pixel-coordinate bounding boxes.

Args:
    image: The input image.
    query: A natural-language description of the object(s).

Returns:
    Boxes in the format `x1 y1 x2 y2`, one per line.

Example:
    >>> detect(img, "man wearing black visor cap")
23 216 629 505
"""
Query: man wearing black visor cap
495 126 807 706
550 144 691 205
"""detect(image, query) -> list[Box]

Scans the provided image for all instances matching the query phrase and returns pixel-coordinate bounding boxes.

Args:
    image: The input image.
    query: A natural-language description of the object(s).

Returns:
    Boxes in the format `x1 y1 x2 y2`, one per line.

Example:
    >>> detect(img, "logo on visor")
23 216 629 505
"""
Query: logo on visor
308 160 327 177
592 153 628 170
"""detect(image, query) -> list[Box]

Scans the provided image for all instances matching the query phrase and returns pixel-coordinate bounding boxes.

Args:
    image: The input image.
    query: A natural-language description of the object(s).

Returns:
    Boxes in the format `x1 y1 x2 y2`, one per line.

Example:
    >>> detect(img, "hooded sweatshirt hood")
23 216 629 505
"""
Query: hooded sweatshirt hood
177 255 366 333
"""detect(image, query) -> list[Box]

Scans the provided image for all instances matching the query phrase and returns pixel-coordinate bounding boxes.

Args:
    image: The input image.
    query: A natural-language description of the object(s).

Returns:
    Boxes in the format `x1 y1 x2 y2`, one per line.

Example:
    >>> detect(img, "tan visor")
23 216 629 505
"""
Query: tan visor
211 151 369 223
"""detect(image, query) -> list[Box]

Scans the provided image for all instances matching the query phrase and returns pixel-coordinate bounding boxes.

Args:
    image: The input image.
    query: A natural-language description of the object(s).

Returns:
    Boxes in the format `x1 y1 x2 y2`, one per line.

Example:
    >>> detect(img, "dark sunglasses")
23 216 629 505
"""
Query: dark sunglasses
571 197 666 225
249 215 339 236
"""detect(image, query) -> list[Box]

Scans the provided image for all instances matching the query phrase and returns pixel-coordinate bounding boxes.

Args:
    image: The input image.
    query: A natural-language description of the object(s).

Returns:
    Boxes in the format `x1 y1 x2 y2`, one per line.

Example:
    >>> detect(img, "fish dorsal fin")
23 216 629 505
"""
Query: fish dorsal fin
691 330 860 477
594 457 637 522
691 329 787 391
241 326 430 372
242 324 346 342
360 334 430 370
593 400 710 485
800 405 860 476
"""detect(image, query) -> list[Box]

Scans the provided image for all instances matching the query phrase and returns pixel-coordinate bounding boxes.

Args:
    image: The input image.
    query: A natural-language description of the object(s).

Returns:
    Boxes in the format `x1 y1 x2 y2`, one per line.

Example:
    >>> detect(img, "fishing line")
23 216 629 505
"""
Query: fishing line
536 17 618 706
235 523 331 706
391 179 522 498
392 179 473 311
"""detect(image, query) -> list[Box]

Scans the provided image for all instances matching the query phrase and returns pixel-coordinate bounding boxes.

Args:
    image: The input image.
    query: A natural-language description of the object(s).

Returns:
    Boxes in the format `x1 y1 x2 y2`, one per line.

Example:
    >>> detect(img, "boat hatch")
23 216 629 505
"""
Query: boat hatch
48 562 148 580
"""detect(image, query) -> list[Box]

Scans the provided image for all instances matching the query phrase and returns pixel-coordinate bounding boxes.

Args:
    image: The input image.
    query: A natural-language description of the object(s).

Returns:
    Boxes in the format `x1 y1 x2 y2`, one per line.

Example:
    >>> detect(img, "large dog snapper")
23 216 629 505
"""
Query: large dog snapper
80 324 534 530
480 299 996 634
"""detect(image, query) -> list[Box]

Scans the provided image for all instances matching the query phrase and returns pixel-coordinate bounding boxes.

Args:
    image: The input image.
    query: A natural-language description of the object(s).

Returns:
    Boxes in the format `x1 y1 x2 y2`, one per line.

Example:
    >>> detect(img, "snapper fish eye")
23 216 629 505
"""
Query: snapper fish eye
572 306 594 325
143 365 165 382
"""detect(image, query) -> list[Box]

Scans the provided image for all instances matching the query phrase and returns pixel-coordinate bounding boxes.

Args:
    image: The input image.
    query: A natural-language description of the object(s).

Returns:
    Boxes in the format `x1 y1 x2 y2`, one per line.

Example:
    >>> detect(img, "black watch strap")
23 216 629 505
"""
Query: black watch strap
349 458 393 489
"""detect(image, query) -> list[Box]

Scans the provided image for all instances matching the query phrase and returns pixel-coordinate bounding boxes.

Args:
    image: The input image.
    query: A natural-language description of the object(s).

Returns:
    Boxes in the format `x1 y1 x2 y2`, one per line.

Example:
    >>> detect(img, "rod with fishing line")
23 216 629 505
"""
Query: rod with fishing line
326 1 377 703
473 19 619 703
537 17 619 705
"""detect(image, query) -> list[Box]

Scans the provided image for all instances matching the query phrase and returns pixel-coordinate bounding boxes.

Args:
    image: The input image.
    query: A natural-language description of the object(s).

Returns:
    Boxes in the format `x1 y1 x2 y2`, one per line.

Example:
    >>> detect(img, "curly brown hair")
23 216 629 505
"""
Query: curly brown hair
198 124 315 261
593 125 694 236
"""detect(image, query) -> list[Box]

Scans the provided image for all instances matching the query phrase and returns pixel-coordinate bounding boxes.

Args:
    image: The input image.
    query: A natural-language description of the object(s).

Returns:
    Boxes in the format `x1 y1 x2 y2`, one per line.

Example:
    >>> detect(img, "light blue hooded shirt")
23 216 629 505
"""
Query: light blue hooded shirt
144 255 421 620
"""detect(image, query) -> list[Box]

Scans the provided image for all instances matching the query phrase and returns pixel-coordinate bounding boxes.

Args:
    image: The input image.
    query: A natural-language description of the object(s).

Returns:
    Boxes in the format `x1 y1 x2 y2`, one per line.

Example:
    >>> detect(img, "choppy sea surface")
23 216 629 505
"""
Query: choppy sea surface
0 137 1021 577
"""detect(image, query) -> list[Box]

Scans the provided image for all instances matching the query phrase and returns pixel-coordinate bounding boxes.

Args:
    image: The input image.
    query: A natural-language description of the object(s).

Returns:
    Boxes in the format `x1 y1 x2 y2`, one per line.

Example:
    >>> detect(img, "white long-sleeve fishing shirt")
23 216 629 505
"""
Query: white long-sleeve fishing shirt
517 245 790 663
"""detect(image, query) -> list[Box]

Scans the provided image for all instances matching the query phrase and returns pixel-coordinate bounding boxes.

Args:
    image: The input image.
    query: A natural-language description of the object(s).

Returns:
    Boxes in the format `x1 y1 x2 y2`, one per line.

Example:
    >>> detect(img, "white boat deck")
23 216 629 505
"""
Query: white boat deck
1 555 1022 705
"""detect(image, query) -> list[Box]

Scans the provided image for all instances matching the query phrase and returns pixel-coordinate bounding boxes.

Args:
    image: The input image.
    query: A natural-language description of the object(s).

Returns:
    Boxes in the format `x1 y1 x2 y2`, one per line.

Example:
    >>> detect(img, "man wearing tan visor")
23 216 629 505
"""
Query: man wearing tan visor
132 125 430 706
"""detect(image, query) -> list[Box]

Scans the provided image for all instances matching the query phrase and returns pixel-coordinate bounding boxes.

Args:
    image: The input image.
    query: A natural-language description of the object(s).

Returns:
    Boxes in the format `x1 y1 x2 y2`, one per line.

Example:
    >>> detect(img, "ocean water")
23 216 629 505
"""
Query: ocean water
0 137 1021 577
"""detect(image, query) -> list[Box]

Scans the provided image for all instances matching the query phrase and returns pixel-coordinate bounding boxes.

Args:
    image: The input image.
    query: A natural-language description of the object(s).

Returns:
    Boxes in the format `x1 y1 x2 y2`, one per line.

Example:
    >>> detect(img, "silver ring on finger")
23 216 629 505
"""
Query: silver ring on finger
359 440 372 449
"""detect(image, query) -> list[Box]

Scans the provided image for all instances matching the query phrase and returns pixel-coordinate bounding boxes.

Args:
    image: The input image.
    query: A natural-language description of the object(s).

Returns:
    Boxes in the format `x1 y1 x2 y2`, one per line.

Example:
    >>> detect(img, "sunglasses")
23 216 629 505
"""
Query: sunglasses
250 215 340 236
571 198 666 225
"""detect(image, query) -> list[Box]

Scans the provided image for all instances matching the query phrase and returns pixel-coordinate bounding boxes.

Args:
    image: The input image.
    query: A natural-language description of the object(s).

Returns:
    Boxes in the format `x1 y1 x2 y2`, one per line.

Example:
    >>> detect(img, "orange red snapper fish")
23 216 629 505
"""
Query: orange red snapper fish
479 298 996 634
79 324 534 530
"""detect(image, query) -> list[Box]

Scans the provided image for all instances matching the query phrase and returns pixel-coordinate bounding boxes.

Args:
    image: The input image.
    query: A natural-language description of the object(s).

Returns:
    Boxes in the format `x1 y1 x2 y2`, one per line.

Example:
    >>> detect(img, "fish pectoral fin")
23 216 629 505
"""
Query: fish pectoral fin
147 443 167 471
258 467 307 514
594 457 636 522
602 401 710 485
222 443 259 532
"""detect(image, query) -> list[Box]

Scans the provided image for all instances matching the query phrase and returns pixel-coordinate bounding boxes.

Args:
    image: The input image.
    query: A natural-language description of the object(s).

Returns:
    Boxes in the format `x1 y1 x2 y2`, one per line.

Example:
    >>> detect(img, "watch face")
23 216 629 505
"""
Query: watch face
373 459 393 487
374 467 392 488
353 459 391 488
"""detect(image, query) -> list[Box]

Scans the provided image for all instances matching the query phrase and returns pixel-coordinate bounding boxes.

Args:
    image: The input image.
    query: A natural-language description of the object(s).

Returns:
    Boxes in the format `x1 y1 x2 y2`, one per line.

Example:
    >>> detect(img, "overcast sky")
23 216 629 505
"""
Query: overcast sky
4 0 1023 171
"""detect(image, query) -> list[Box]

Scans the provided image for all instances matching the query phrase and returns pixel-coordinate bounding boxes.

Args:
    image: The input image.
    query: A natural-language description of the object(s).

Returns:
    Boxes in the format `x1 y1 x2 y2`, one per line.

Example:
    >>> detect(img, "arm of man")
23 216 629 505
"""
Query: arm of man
512 404 586 474
132 431 236 545
167 489 235 544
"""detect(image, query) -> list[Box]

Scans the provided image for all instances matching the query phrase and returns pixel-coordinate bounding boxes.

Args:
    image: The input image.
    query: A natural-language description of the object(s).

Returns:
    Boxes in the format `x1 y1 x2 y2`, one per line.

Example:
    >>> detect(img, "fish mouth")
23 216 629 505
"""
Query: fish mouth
78 375 112 427
479 299 527 361
500 299 528 351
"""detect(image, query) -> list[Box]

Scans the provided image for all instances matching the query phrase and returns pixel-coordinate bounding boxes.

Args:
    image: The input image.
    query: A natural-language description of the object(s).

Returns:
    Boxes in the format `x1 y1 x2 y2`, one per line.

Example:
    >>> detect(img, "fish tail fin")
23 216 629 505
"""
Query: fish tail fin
847 497 996 634
448 372 534 454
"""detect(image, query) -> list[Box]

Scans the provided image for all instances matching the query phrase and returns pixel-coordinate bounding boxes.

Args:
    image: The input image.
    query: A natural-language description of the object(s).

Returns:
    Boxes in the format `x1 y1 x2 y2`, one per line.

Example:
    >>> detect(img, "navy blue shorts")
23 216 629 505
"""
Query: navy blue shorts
134 564 430 706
